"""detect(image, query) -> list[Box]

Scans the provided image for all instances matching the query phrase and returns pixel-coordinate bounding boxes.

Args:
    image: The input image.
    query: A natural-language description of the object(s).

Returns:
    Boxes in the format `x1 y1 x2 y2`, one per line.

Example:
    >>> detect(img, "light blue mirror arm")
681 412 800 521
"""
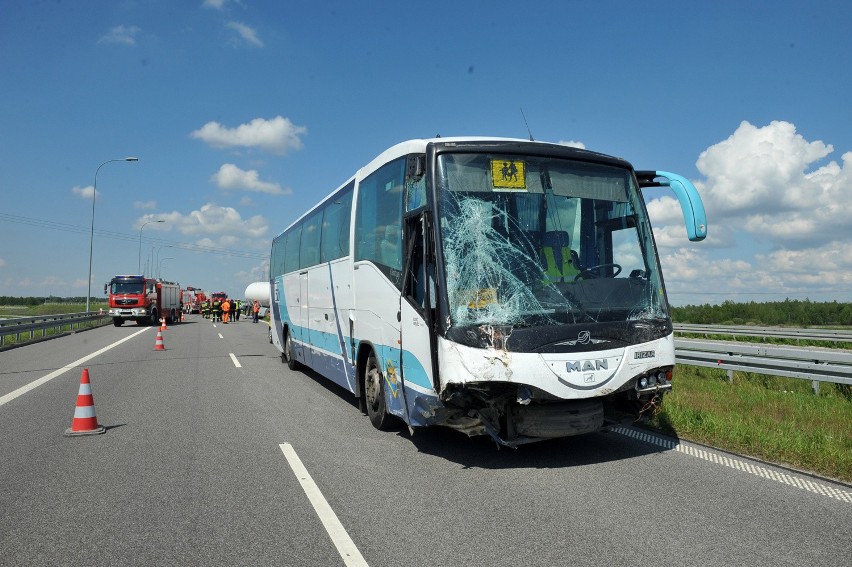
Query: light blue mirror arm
655 171 707 242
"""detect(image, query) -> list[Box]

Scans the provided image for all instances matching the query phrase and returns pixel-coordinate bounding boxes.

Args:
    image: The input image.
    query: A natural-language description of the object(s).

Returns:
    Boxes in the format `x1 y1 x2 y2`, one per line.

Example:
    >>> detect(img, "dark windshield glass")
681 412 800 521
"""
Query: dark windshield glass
111 282 145 295
437 153 666 330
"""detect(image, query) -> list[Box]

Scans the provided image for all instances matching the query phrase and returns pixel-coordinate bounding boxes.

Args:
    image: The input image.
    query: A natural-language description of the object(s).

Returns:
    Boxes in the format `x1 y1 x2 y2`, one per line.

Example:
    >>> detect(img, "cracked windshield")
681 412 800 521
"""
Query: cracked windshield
438 153 666 329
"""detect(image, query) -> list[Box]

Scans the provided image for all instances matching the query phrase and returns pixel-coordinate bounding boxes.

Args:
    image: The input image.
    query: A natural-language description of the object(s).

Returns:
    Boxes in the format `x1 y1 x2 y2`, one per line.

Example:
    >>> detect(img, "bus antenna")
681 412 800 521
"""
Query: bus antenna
520 108 535 141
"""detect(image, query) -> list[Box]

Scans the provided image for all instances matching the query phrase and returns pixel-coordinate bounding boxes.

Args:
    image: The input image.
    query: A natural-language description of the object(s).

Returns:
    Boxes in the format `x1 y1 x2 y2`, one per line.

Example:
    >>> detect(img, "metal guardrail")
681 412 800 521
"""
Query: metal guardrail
0 312 110 347
673 324 852 391
674 338 852 386
674 323 852 343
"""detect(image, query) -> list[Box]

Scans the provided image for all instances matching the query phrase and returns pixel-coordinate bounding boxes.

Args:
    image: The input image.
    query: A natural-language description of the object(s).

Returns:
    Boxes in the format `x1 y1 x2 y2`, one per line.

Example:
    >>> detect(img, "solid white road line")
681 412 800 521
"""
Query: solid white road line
0 327 150 407
229 353 242 368
279 443 369 567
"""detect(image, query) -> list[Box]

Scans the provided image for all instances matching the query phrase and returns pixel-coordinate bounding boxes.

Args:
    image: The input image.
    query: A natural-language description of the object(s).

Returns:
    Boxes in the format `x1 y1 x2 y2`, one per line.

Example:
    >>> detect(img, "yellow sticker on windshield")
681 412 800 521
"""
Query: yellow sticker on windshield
491 159 526 190
467 288 497 309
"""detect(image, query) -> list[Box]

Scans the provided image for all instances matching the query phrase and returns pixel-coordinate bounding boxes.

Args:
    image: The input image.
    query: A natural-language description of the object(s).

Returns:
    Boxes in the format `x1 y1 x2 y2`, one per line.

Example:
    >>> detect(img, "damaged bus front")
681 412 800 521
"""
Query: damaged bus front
270 137 706 447
402 140 707 445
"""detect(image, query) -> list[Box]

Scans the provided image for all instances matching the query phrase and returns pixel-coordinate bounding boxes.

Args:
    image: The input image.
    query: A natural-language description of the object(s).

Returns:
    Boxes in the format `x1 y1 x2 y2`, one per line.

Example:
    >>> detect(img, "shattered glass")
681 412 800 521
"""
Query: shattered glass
442 196 555 327
437 153 667 331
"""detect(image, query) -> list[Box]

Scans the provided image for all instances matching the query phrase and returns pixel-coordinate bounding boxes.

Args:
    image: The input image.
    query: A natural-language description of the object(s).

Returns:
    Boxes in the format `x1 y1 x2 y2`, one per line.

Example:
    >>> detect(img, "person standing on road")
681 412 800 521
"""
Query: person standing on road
233 299 240 321
222 298 231 324
252 300 260 323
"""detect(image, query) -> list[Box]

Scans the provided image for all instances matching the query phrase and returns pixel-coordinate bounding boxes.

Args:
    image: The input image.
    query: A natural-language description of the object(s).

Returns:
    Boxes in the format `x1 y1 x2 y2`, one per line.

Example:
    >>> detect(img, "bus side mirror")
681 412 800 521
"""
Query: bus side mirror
638 170 708 242
103 284 108 295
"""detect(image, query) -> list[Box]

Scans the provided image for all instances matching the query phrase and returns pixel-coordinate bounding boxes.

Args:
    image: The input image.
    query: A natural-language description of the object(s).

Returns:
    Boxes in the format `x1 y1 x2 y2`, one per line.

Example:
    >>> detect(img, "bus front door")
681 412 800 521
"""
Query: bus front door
399 215 438 423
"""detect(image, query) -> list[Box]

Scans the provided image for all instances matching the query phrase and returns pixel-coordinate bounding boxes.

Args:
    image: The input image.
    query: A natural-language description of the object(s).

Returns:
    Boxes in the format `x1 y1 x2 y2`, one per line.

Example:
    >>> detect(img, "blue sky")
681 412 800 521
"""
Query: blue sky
1 0 850 306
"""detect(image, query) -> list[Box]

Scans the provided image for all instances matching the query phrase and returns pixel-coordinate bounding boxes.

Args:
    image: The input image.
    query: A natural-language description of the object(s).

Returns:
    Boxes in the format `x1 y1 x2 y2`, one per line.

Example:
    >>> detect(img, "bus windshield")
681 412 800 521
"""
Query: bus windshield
436 152 667 331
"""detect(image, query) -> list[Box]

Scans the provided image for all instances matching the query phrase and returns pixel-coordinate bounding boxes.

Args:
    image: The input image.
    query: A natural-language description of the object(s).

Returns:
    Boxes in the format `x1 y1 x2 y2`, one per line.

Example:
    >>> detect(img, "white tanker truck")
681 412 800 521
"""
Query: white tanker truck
244 281 272 340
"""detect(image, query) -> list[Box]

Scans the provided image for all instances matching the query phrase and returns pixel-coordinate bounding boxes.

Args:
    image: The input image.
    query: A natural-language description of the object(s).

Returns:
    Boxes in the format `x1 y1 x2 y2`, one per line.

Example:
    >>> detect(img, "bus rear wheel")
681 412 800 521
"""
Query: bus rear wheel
365 351 394 430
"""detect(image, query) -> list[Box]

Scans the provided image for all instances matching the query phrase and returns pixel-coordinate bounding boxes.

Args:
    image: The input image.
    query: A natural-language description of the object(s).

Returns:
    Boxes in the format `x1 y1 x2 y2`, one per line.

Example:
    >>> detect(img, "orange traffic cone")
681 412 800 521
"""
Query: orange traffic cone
160 317 167 331
65 368 105 436
154 329 165 350
180 311 185 322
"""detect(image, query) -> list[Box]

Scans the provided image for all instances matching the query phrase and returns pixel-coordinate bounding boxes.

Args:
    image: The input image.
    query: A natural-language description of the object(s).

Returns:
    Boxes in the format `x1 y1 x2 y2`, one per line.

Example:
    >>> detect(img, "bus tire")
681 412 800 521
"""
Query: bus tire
284 330 300 371
365 350 394 430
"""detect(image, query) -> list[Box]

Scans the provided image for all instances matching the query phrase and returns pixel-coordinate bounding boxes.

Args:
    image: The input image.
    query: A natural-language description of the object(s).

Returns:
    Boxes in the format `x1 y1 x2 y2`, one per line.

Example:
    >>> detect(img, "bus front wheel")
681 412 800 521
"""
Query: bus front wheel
365 351 393 430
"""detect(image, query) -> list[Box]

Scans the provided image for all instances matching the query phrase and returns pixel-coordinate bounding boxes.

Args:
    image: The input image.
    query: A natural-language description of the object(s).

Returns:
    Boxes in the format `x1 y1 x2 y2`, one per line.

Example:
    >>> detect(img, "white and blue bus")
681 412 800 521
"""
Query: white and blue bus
270 137 706 446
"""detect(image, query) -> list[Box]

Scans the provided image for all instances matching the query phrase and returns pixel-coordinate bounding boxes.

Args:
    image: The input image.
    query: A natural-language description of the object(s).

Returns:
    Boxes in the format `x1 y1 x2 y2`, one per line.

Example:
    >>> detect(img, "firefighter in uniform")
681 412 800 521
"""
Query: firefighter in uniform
201 300 210 319
211 298 222 322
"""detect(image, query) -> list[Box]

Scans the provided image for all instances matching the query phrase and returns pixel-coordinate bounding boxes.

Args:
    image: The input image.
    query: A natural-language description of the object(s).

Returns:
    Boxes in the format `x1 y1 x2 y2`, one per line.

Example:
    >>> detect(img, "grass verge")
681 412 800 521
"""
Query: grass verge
648 366 852 483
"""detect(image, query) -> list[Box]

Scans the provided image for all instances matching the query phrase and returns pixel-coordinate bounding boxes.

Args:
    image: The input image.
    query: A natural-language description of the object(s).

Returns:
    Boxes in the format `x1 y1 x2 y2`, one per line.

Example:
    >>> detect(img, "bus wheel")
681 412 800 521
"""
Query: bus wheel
365 350 393 430
284 330 300 371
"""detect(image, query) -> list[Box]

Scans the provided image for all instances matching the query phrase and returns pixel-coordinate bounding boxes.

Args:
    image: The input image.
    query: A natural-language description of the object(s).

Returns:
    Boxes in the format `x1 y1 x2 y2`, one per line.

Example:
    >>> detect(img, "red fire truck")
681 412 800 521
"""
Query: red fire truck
182 286 208 314
105 275 182 327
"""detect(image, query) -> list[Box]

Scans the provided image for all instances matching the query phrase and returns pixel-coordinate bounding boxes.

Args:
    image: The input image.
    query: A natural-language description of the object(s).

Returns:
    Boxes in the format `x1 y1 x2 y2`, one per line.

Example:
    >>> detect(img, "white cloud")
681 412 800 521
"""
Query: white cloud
155 203 268 239
558 140 586 149
691 121 850 248
98 25 141 46
695 120 834 216
210 163 290 195
71 185 97 199
234 259 270 290
191 116 306 155
202 0 228 9
644 120 851 304
0 258 6 268
134 200 157 210
226 21 263 47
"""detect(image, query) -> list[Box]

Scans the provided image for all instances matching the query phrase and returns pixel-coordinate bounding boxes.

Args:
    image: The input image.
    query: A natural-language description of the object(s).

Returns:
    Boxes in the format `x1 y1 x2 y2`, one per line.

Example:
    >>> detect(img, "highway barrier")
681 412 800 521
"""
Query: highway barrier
0 312 110 348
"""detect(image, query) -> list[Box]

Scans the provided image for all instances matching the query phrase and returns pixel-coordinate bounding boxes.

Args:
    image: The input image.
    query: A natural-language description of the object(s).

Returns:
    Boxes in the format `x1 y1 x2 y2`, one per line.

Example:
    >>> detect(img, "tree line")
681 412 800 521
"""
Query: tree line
671 299 852 327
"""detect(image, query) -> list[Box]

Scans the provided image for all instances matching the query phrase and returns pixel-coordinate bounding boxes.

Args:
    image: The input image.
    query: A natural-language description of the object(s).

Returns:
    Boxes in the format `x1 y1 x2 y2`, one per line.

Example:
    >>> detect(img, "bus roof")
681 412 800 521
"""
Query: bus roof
272 137 629 242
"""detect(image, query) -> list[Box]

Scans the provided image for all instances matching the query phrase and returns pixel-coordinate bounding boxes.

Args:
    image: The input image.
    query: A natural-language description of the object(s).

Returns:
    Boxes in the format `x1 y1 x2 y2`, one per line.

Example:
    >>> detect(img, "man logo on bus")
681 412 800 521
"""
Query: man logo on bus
577 330 591 344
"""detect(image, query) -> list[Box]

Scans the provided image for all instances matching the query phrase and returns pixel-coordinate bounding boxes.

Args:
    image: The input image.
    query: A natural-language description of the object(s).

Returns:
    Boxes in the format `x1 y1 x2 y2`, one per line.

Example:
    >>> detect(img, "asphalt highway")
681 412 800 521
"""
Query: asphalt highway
1 315 849 566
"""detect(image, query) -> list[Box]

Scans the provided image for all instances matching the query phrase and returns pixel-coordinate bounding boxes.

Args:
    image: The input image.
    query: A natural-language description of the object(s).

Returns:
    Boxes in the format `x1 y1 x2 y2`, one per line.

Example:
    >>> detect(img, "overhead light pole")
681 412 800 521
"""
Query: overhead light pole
154 245 173 280
86 157 139 313
158 257 174 280
138 219 164 273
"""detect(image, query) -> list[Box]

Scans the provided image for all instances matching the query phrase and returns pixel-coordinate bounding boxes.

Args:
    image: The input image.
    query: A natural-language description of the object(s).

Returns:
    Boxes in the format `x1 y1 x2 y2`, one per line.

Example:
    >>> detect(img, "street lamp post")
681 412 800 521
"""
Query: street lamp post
158 257 174 280
138 219 164 273
86 157 139 313
154 245 173 280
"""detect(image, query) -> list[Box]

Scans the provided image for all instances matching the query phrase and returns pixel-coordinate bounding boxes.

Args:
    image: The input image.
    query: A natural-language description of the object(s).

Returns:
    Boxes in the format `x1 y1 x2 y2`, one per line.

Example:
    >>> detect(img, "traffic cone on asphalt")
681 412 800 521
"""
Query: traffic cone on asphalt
181 312 185 322
160 317 167 331
65 368 105 436
154 329 165 351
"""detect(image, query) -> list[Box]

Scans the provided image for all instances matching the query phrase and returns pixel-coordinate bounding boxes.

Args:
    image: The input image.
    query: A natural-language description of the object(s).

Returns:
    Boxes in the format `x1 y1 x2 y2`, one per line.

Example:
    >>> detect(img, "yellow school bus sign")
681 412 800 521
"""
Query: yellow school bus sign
491 159 526 190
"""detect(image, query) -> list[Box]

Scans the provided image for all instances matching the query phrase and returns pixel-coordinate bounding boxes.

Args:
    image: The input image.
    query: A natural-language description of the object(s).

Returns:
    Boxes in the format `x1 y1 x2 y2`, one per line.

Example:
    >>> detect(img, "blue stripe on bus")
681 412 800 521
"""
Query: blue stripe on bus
282 319 433 391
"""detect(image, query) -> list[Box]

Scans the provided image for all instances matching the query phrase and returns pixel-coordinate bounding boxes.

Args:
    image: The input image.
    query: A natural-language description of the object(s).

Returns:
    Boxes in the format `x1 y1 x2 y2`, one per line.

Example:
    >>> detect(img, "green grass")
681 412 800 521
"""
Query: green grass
0 303 111 347
0 302 106 317
649 366 852 482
